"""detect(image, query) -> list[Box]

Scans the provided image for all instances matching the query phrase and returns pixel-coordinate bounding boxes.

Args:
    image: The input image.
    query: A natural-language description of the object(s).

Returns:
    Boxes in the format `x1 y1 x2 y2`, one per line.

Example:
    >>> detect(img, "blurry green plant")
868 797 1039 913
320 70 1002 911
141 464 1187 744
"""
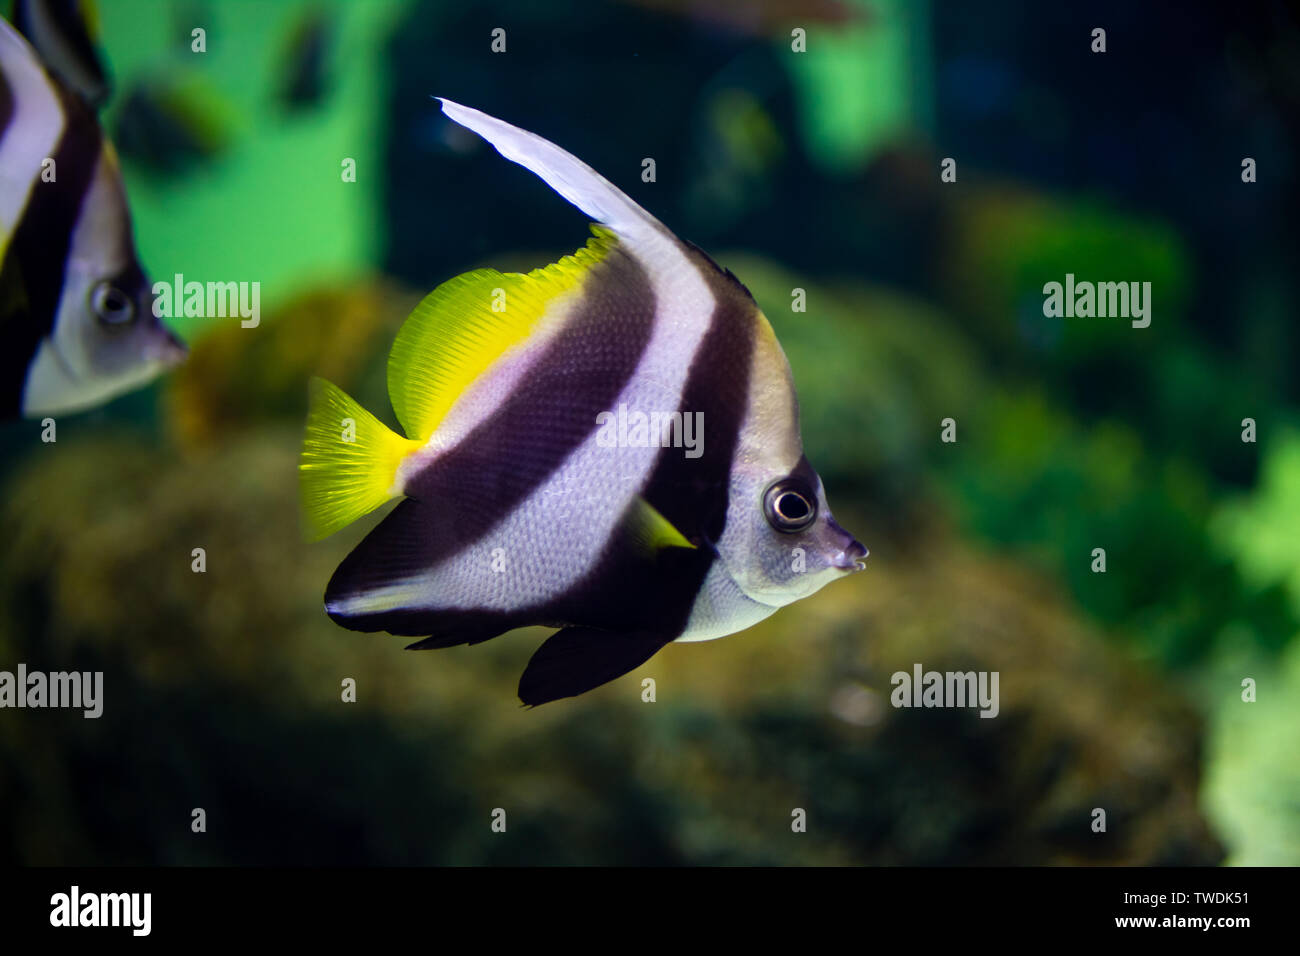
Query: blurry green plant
943 390 1295 666
1213 429 1300 618
1202 640 1300 865
945 191 1190 360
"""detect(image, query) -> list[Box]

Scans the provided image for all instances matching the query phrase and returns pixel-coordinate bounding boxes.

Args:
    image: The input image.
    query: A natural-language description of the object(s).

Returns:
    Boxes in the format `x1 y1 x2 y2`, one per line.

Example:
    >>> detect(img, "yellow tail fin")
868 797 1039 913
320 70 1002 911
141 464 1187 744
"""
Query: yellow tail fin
300 377 421 541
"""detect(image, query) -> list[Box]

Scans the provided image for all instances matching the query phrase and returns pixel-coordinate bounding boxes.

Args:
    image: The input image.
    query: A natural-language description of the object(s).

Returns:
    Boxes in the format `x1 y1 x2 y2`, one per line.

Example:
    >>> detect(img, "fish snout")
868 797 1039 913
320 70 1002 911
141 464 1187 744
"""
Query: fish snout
155 327 189 366
826 516 868 571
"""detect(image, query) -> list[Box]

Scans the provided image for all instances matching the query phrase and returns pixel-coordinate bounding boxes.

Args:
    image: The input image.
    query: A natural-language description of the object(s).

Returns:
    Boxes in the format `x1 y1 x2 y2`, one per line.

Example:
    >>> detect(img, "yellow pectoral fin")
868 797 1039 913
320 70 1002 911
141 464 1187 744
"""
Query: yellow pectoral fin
386 226 617 443
624 497 698 555
299 377 421 540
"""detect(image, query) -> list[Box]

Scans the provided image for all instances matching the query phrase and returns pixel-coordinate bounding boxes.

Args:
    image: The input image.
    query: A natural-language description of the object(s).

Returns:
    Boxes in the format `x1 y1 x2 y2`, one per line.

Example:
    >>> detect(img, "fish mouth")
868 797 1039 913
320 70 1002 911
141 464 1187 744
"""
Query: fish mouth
832 538 869 572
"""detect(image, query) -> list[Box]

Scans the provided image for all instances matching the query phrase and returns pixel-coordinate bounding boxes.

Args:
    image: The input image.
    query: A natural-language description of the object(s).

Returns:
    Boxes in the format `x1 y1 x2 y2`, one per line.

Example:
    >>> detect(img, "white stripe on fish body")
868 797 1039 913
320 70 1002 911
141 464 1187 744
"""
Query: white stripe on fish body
0 19 66 260
333 235 716 616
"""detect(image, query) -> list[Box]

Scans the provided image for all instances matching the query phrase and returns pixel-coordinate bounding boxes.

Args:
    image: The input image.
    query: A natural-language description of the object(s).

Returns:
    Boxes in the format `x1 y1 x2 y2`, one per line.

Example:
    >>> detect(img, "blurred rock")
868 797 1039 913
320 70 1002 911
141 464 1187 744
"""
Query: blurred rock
165 279 420 450
0 420 1222 864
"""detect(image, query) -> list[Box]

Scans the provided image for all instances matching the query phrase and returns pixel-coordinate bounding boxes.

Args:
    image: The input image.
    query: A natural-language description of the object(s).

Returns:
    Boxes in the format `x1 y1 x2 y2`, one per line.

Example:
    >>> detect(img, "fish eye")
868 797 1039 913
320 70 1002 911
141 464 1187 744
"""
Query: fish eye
91 282 136 326
763 478 817 533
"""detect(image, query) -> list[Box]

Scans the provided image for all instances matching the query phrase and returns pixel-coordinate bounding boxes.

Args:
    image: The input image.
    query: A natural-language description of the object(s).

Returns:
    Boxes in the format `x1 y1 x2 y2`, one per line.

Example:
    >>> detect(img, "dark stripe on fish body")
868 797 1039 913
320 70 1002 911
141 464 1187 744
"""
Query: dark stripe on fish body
645 241 759 547
325 244 658 625
0 63 13 146
534 241 763 638
0 79 100 415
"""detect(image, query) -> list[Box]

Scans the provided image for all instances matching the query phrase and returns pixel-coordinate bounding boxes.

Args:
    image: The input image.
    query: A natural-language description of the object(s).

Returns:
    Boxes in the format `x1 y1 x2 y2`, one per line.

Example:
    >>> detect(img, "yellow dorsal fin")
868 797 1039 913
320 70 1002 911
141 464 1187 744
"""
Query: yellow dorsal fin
388 226 616 442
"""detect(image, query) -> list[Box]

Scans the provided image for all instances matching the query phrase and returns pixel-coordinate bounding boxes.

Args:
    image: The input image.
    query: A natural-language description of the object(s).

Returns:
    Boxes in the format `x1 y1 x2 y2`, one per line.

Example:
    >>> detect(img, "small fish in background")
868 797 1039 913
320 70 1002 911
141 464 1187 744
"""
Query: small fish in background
112 73 232 178
0 18 185 419
277 5 334 113
621 0 866 35
10 0 109 109
301 100 867 705
171 0 211 40
685 86 786 231
14 0 233 181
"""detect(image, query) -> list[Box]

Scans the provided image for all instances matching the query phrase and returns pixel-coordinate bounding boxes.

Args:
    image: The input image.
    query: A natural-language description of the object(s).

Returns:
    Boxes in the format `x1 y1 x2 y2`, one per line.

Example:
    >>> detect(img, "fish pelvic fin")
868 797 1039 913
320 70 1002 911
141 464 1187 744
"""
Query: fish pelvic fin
387 227 615 442
518 627 675 706
300 377 421 541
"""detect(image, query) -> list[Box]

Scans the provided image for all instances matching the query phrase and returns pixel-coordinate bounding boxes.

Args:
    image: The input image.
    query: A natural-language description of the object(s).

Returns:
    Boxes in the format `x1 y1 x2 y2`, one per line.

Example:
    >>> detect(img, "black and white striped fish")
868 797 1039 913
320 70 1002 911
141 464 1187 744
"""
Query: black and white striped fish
0 16 185 419
301 99 867 705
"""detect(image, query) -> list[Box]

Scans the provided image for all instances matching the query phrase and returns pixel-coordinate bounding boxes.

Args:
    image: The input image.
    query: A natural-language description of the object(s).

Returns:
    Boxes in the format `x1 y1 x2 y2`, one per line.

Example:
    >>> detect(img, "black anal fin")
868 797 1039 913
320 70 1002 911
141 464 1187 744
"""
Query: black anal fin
518 627 674 706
